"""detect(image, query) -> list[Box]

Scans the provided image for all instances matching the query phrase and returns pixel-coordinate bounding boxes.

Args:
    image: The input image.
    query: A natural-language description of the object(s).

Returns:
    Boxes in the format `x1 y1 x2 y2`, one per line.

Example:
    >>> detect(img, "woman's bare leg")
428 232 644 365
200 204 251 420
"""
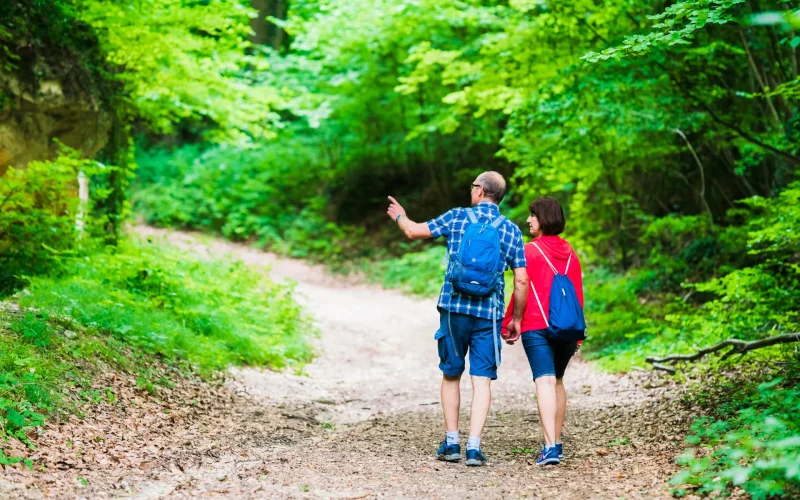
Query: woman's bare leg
534 376 558 447
555 378 567 440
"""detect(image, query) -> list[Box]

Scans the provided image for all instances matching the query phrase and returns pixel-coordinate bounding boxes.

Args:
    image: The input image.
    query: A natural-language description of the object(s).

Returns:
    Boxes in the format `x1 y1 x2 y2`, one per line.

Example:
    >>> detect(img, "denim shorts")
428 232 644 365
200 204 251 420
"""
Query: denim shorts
521 329 577 380
434 310 502 380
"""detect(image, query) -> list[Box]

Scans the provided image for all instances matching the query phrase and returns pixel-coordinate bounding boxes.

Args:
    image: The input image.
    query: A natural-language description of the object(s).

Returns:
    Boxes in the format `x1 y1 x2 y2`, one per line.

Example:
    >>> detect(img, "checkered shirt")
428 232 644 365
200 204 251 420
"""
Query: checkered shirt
426 202 526 320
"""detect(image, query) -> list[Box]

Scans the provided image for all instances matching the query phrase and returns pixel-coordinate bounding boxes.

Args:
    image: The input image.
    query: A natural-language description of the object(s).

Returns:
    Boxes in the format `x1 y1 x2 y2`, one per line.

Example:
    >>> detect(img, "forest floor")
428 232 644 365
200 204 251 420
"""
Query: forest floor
1 227 701 499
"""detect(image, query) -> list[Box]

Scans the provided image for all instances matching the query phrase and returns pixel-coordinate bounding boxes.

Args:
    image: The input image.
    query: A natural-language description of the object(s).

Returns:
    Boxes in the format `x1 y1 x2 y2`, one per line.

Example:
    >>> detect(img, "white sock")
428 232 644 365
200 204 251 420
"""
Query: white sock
466 436 481 450
446 431 459 445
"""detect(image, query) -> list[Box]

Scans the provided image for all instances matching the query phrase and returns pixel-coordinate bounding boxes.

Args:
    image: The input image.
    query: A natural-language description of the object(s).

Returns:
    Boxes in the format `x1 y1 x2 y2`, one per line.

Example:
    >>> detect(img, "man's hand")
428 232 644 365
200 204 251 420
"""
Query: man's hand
386 196 432 240
505 319 522 345
387 196 407 222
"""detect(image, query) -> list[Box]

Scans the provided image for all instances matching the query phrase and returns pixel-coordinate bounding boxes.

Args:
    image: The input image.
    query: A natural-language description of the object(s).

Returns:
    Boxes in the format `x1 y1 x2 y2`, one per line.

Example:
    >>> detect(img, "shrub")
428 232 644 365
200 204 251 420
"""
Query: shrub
0 148 103 294
673 371 800 499
132 142 372 264
20 237 315 372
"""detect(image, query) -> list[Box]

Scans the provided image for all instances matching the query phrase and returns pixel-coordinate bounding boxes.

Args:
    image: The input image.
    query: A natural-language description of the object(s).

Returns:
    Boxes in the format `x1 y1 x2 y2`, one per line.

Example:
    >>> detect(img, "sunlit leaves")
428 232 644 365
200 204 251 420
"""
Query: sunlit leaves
76 0 282 144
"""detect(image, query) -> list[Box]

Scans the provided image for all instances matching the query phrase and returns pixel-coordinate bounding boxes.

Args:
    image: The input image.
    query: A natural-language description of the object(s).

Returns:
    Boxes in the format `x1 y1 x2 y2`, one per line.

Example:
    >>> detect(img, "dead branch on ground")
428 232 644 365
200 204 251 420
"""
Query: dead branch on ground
646 333 800 373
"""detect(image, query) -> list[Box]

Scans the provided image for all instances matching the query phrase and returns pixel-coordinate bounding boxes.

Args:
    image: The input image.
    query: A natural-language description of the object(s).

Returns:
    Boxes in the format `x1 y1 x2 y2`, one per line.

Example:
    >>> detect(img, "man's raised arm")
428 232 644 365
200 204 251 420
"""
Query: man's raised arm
387 196 433 240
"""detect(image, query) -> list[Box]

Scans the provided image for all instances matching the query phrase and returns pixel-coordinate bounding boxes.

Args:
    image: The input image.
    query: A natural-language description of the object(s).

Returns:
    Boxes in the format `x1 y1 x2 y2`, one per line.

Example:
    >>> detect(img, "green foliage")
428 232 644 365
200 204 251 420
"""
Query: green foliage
75 0 281 144
0 148 108 295
0 309 126 463
673 371 800 498
365 246 446 297
132 142 372 264
21 238 315 372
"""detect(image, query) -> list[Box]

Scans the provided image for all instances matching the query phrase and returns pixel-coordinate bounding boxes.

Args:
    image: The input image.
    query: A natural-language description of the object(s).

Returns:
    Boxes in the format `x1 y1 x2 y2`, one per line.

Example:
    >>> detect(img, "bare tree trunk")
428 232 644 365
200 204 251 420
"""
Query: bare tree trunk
249 0 288 50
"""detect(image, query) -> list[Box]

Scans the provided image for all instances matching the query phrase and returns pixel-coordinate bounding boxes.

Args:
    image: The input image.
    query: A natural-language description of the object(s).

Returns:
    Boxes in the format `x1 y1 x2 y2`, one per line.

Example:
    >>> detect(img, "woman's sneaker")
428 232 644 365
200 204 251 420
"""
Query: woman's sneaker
556 443 564 459
465 448 487 466
536 445 560 465
436 439 461 462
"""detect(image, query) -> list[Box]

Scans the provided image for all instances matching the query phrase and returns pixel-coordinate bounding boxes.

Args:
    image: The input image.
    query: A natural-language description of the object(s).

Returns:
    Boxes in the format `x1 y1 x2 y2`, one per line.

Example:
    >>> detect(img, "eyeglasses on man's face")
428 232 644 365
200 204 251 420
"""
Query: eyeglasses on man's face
470 183 483 191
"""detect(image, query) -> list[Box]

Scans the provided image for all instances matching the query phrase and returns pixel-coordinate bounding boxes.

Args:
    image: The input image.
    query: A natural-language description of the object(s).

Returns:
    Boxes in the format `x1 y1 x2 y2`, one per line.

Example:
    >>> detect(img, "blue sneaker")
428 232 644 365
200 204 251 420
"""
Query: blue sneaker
436 440 461 462
536 445 560 465
465 448 487 466
556 443 564 459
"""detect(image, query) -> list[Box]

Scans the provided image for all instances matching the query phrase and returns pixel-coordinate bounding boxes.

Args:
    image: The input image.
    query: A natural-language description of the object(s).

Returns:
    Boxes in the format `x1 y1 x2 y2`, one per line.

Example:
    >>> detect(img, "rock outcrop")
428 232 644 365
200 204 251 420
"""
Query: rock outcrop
0 63 112 175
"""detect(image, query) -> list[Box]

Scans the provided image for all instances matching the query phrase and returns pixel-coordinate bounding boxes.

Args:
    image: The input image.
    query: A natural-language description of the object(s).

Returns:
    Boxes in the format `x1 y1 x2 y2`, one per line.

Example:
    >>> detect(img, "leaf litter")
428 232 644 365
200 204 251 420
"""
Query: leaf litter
0 228 722 498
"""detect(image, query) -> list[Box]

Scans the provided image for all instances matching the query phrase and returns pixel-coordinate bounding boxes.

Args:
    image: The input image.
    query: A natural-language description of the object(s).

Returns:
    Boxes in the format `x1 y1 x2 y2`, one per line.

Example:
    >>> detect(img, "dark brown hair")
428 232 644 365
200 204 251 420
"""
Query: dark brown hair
529 197 565 235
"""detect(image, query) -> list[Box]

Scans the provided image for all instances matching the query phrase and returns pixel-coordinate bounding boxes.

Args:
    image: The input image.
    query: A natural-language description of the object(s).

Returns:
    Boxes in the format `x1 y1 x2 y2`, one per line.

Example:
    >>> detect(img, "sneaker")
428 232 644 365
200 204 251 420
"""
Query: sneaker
465 448 487 466
436 439 461 462
536 445 560 466
556 443 564 459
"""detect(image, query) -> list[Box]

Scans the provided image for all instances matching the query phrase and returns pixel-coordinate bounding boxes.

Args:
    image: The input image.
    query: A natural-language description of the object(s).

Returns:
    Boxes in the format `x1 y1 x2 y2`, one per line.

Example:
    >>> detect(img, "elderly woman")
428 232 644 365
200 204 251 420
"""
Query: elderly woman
502 197 584 466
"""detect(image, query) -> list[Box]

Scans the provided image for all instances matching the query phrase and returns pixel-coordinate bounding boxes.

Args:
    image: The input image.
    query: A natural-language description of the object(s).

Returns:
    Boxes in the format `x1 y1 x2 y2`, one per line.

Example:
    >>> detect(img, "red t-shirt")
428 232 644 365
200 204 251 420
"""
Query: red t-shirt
502 236 584 335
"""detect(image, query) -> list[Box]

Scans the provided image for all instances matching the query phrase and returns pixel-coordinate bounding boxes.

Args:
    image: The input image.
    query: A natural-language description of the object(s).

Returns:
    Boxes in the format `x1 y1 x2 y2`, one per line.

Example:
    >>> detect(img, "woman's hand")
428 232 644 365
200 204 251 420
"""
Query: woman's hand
505 319 522 345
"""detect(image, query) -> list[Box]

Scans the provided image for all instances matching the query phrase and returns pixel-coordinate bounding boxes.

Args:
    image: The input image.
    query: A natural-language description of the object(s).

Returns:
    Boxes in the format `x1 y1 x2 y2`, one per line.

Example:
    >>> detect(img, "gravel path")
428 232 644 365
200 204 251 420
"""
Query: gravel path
1 228 694 499
131 228 692 499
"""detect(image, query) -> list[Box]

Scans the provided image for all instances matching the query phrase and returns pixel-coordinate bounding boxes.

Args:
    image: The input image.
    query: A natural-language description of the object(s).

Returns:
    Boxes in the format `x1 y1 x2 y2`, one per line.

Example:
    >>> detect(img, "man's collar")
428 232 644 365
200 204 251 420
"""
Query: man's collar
474 200 499 209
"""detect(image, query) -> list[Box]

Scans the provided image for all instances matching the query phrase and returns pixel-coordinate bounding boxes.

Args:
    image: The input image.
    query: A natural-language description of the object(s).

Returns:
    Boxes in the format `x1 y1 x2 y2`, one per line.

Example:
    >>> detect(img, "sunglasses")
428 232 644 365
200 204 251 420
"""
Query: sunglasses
470 183 483 190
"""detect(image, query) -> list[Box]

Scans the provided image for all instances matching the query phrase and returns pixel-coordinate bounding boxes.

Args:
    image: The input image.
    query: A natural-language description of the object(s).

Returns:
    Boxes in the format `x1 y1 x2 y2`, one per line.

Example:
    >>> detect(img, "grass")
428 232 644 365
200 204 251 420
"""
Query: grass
1 236 315 463
0 309 137 466
19 237 315 373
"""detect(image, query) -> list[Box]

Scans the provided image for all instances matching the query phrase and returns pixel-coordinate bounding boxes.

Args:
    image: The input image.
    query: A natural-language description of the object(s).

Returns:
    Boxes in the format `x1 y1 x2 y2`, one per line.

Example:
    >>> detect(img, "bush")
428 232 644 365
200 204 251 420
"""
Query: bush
132 142 372 264
365 245 446 297
673 368 800 499
19 237 315 372
0 148 104 294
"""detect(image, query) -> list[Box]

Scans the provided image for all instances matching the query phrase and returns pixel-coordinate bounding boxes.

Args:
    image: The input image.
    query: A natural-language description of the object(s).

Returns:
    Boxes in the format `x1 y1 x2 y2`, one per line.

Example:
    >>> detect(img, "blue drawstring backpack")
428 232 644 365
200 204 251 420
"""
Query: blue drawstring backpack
529 242 587 342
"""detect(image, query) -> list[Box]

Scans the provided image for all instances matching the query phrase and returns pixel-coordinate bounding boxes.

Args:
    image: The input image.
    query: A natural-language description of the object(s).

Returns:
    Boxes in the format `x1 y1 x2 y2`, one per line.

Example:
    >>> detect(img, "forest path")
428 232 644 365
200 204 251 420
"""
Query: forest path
128 227 691 499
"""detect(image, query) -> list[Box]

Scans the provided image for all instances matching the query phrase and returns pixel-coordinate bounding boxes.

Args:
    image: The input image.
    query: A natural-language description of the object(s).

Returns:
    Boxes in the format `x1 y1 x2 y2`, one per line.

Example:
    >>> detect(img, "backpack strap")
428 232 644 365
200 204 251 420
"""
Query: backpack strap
465 208 478 224
530 281 550 328
531 242 558 275
490 215 505 228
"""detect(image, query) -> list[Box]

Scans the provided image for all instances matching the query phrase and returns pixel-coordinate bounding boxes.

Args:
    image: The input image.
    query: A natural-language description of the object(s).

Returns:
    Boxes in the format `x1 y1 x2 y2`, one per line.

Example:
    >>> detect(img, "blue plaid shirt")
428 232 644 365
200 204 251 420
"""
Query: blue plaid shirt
427 201 527 319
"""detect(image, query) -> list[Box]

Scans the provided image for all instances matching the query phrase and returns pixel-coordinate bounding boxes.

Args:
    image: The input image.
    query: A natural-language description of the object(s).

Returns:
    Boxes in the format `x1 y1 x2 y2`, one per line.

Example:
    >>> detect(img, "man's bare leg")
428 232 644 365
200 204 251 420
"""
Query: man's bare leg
469 375 492 438
441 374 461 431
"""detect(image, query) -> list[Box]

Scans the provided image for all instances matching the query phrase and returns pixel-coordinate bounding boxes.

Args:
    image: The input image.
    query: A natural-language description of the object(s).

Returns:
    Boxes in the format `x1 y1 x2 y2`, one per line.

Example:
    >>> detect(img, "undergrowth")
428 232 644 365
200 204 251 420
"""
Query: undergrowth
19 238 315 373
0 309 139 467
1 237 315 465
672 360 800 498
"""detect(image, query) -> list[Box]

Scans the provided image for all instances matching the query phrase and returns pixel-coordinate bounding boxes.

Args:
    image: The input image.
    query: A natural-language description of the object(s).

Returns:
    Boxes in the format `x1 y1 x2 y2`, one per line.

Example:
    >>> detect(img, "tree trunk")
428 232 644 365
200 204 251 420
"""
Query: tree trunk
249 0 288 50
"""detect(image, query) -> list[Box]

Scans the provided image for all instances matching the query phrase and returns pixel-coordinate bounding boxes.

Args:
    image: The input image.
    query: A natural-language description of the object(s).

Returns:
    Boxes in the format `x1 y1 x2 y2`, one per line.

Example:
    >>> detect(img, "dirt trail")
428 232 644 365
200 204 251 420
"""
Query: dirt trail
131 227 692 499
2 228 694 499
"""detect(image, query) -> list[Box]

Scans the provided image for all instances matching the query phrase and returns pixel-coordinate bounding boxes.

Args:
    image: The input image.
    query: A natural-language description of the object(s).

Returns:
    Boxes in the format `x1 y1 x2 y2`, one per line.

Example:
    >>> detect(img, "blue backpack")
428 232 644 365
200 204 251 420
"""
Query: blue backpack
442 208 506 366
529 242 587 342
448 208 505 297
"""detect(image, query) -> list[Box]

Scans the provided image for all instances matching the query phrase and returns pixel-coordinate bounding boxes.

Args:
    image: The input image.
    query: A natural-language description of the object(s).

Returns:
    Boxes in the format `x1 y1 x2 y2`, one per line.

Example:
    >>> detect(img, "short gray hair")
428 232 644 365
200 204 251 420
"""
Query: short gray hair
477 171 506 203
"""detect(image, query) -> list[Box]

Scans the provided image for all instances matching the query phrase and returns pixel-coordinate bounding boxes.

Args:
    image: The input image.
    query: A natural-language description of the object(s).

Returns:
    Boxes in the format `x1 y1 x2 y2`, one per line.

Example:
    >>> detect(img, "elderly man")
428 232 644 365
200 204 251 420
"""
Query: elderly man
387 171 528 466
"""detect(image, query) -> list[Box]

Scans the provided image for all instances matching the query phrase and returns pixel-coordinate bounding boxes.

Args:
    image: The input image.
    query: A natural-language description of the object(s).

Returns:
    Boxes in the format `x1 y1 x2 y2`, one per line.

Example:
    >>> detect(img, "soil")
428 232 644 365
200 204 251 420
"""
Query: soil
0 227 697 499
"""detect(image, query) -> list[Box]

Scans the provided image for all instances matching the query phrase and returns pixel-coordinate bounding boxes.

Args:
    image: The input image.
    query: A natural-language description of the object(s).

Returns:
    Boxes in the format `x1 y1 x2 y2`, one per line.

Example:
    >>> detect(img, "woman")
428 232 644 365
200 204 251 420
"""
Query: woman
501 197 584 466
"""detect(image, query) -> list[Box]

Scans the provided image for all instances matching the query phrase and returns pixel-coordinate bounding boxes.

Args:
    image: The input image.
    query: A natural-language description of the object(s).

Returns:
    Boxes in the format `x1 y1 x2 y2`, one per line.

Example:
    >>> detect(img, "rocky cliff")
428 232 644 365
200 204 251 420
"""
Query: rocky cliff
0 2 114 174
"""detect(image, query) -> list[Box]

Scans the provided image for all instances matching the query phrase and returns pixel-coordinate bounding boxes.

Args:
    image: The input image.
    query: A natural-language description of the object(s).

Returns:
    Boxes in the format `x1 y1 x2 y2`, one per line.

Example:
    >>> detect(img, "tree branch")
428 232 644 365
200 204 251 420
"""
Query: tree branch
650 362 677 374
646 333 800 367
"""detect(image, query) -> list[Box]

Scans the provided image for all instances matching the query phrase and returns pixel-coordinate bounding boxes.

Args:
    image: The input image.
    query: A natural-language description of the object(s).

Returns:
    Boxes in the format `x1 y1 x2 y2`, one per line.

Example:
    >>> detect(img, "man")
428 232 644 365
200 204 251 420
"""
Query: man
386 171 529 466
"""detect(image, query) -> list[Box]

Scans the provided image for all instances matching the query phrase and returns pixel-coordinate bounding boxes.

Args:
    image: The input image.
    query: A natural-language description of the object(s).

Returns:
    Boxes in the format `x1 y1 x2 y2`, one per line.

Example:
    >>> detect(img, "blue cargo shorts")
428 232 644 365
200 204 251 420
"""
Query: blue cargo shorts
434 309 502 380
